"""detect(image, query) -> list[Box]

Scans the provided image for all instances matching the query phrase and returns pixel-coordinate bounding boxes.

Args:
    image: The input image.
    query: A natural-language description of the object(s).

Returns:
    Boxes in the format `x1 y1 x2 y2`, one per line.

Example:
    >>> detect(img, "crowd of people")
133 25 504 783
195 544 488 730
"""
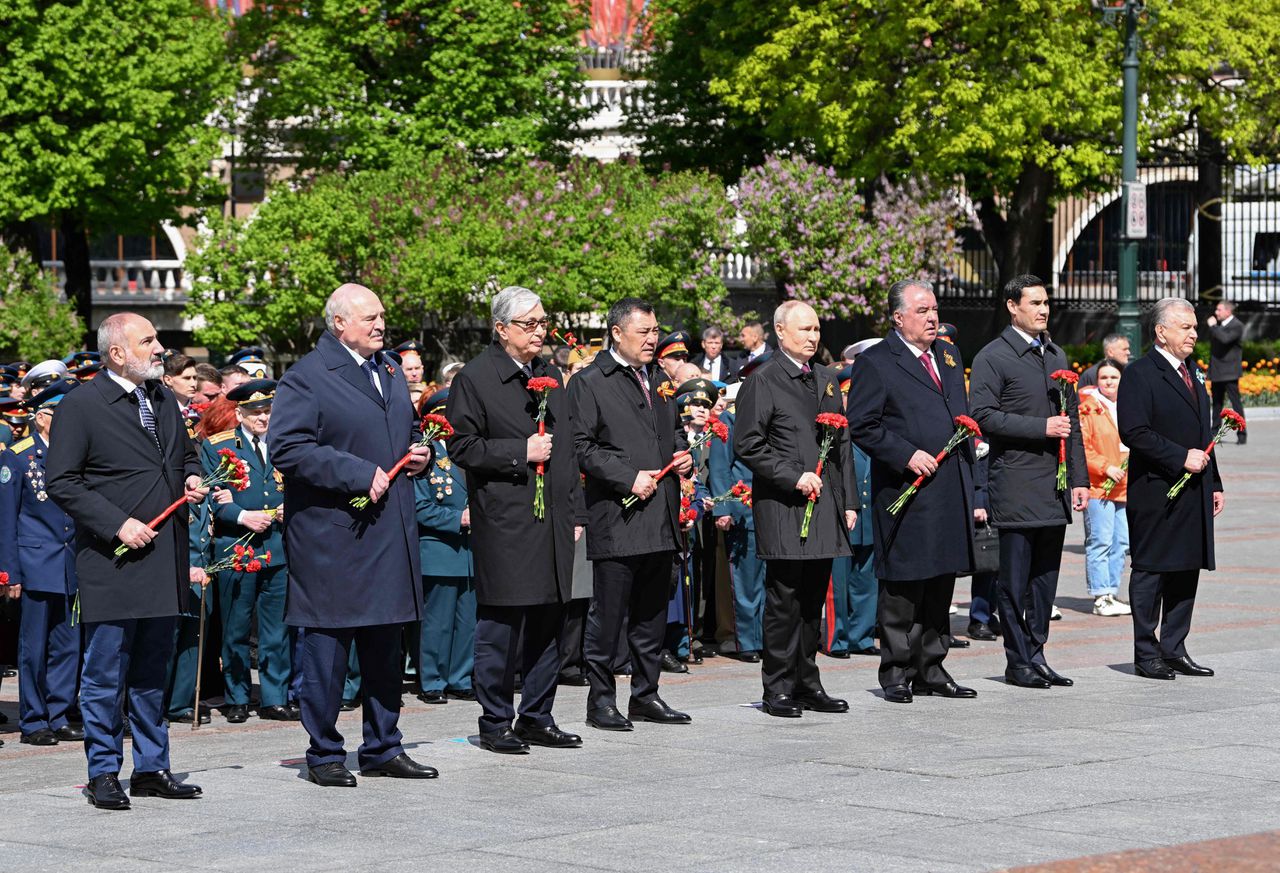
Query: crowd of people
0 276 1245 809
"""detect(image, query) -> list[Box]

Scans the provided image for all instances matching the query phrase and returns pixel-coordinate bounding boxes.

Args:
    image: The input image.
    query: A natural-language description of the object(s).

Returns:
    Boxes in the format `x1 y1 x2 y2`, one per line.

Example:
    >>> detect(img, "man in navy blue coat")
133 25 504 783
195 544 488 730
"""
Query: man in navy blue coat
0 379 83 746
1117 297 1225 680
847 281 977 704
268 284 436 786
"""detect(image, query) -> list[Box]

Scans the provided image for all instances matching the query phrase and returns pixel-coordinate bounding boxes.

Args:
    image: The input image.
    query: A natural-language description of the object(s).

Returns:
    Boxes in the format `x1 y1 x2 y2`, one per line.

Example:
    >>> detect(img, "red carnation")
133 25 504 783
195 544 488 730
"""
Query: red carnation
0 571 9 586
815 412 849 430
800 412 848 538
708 416 729 444
953 415 982 438
526 376 559 394
1049 369 1078 385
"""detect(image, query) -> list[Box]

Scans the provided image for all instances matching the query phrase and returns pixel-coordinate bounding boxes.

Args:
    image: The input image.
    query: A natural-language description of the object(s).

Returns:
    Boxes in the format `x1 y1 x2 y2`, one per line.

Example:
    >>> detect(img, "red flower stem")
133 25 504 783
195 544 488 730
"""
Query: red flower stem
1058 439 1066 465
386 450 415 481
1205 439 1218 456
907 446 952 491
807 458 826 502
143 495 192 532
536 420 546 477
652 450 690 483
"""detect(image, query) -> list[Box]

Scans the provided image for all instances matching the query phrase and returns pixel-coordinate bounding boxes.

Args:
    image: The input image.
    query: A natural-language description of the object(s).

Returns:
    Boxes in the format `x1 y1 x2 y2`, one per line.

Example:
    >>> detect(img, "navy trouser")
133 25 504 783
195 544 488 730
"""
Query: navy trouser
18 590 80 734
299 625 404 770
81 617 176 779
219 564 291 706
969 572 998 625
474 602 563 734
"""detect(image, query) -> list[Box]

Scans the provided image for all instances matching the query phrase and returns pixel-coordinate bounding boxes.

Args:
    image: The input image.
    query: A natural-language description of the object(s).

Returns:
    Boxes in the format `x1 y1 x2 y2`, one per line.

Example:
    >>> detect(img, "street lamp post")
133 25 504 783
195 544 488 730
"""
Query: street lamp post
1095 0 1147 352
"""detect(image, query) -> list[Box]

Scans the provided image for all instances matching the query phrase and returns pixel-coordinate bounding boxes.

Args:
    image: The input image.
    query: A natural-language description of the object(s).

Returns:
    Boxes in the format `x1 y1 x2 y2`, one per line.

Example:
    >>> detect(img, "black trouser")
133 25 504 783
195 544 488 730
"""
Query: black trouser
557 598 589 678
761 558 831 698
1129 569 1200 663
474 602 565 734
997 526 1066 670
877 575 955 689
584 551 674 711
1211 380 1244 431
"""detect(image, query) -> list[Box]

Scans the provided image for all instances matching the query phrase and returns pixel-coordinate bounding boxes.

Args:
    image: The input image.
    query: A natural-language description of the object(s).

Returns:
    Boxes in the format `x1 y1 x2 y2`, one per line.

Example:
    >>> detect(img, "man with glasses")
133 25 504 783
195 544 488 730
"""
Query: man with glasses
571 298 694 731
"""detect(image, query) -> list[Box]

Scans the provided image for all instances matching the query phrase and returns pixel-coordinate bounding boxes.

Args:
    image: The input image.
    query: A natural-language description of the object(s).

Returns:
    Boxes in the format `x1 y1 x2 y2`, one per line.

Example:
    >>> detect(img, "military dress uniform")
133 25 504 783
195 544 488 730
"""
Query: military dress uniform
0 383 83 744
201 383 291 719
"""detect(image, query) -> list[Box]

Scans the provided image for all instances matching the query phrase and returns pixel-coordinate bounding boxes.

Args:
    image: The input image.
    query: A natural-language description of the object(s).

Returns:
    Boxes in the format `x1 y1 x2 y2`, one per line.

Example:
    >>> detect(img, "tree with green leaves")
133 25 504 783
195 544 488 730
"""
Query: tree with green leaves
0 0 237 331
234 0 591 174
0 243 83 362
183 153 737 362
634 0 1280 288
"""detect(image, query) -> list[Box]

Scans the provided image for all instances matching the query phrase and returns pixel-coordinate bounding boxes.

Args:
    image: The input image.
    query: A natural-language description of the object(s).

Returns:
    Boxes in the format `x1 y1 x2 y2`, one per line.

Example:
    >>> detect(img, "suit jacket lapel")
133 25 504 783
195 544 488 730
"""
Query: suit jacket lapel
320 332 386 409
889 333 941 394
1153 351 1199 416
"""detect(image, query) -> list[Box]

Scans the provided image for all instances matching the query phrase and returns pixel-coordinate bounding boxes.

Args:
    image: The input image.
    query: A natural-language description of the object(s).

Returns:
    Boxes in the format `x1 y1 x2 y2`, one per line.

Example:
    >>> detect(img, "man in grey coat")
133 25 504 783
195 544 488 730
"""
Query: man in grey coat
969 275 1089 690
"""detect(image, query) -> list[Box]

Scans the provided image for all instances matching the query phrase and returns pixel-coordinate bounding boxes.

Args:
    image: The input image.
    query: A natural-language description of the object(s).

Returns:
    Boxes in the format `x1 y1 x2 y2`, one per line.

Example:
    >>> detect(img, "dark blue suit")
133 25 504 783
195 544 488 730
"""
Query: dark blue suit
0 434 80 735
268 331 423 770
825 444 877 654
708 410 765 654
202 427 290 707
413 441 475 694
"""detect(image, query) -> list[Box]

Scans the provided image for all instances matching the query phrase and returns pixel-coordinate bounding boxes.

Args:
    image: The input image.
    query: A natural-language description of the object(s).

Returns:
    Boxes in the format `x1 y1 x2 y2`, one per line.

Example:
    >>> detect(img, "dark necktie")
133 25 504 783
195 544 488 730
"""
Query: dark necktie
919 353 942 391
362 359 382 396
633 367 651 408
1178 362 1196 397
522 363 533 380
252 435 265 467
1030 338 1044 358
133 386 161 450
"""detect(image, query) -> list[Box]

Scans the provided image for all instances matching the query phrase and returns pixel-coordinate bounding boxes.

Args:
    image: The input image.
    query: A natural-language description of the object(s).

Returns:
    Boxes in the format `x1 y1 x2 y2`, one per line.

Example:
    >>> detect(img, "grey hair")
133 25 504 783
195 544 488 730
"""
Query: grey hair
96 313 134 355
700 326 723 341
492 285 542 334
1152 297 1195 329
324 283 372 332
887 278 935 317
439 361 465 381
772 300 812 328
1219 299 1236 312
1101 333 1127 350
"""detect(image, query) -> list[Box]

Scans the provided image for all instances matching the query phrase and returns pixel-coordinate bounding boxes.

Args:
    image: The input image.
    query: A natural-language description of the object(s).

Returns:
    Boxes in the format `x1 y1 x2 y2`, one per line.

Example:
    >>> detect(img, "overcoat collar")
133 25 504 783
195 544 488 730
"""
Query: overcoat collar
885 330 943 394
1147 348 1202 417
484 341 547 385
319 330 386 408
999 324 1054 358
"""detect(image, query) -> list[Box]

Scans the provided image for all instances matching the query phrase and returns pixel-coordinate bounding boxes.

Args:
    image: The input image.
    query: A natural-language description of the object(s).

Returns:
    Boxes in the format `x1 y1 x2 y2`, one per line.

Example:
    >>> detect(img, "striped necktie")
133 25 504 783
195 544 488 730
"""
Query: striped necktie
133 386 161 450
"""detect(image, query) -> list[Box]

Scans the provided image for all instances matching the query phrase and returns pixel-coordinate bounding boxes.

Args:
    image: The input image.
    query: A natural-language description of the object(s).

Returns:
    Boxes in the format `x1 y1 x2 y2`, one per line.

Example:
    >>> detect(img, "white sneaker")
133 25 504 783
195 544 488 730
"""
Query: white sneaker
1093 594 1131 617
1050 604 1063 621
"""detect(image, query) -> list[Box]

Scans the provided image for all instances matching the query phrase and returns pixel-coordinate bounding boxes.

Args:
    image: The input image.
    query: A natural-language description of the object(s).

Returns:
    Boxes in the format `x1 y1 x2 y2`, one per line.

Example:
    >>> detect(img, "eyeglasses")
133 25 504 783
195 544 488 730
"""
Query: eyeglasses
507 317 550 332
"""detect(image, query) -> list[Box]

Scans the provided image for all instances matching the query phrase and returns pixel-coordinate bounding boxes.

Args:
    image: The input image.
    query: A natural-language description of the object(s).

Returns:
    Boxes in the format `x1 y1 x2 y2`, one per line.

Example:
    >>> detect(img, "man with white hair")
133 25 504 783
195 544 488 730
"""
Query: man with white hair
1117 297 1225 681
269 283 436 785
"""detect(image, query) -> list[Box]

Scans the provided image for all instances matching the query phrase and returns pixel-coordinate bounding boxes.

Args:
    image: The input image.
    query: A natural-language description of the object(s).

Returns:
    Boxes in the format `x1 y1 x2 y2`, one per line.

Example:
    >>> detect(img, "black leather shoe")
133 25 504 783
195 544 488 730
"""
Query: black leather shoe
1237 431 1247 445
129 769 202 799
824 649 851 659
794 689 850 712
1164 655 1214 677
967 622 998 641
171 707 211 724
224 704 249 724
307 762 357 787
54 724 85 741
760 694 803 717
361 752 438 777
557 672 590 687
446 687 477 701
627 697 692 724
20 728 58 746
659 651 688 673
1034 664 1074 686
736 650 762 663
851 645 880 656
259 704 301 721
286 703 302 719
478 727 530 754
882 684 913 704
85 774 130 810
948 637 971 649
586 705 633 731
1134 659 1177 680
1005 666 1051 689
339 698 360 712
514 720 583 748
417 689 448 704
912 680 978 698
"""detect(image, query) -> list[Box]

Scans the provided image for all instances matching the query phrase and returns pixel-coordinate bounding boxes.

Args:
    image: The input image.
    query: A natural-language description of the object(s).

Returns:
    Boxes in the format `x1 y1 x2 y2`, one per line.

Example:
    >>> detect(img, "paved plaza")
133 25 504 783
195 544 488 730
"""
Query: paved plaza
1 419 1277 872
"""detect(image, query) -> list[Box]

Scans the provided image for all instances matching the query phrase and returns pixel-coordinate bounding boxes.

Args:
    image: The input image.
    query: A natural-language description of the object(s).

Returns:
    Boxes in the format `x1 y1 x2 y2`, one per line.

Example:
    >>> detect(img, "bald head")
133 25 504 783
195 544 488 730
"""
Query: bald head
325 283 386 357
98 312 164 382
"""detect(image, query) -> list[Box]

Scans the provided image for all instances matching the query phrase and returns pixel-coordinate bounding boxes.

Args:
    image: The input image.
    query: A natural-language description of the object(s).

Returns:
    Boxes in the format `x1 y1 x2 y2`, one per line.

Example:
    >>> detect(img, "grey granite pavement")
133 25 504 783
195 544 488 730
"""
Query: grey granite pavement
1 421 1276 872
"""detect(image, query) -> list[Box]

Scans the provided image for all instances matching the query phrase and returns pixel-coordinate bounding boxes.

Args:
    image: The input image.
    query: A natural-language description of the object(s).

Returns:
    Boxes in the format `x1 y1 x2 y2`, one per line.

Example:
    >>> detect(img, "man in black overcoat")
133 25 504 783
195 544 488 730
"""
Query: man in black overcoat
448 286 583 754
1117 297 1224 680
570 298 693 731
734 301 857 718
847 281 977 704
969 275 1089 690
1206 299 1246 444
46 313 209 809
268 284 436 786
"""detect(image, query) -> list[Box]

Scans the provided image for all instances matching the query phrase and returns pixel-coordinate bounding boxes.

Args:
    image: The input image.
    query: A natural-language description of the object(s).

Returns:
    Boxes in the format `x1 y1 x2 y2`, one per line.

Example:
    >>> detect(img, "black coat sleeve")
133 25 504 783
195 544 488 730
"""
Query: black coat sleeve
1116 364 1188 480
732 372 804 492
447 368 527 475
45 398 129 543
845 355 916 472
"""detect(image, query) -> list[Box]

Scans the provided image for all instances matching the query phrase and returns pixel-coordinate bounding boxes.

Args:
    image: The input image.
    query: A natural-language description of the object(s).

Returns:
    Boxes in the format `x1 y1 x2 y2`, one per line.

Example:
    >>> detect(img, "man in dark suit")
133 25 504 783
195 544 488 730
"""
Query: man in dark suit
692 326 741 383
0 379 83 746
1118 297 1224 680
734 302 857 718
46 313 209 809
571 297 693 731
269 283 436 786
1207 299 1246 444
448 285 582 754
969 275 1089 690
847 281 977 704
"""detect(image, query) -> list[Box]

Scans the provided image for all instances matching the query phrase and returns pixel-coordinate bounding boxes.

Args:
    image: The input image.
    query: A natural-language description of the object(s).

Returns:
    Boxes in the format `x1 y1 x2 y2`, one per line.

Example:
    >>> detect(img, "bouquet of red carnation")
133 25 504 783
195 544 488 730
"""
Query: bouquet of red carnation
1049 369 1078 492
351 414 453 509
678 478 699 526
888 415 982 516
801 413 848 539
115 448 250 557
205 544 273 575
0 571 9 586
526 375 559 520
622 416 729 508
710 479 752 509
1168 409 1245 500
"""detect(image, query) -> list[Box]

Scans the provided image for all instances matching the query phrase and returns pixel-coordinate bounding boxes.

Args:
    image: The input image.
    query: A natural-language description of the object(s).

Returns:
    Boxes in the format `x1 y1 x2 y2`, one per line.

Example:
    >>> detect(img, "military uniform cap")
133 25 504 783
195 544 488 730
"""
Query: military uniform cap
29 377 79 410
655 331 691 360
394 340 425 358
675 376 716 409
62 350 101 368
0 397 30 424
21 359 69 391
226 378 277 410
845 338 882 358
228 347 270 379
72 361 103 380
10 361 30 378
936 324 958 345
423 388 449 414
838 364 854 394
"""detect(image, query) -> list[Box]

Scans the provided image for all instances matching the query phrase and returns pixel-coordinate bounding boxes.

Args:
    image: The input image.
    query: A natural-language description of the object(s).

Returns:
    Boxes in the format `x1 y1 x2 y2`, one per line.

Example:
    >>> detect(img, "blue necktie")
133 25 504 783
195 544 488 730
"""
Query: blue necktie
134 386 161 450
362 359 383 397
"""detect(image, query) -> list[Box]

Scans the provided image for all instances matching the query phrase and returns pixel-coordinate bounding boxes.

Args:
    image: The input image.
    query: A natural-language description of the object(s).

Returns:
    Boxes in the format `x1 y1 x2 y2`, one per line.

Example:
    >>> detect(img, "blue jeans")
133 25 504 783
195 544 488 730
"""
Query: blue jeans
1084 499 1129 597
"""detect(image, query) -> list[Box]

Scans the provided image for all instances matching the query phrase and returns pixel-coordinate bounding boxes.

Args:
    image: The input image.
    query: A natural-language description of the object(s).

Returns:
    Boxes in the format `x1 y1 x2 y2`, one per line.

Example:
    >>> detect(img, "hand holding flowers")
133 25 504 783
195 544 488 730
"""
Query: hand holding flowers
888 415 982 516
351 414 452 509
115 449 250 557
1168 409 1245 500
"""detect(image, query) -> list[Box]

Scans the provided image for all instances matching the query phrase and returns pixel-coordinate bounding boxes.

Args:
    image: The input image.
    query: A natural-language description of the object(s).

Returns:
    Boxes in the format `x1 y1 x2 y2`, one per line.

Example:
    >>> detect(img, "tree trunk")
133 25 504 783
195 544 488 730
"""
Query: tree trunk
972 162 1056 335
60 215 94 345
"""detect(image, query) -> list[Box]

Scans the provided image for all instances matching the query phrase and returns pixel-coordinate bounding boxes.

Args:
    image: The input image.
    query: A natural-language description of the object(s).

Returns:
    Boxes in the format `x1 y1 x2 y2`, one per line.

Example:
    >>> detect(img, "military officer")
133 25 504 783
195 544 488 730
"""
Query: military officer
0 379 84 745
395 340 429 408
21 360 71 396
655 331 693 384
201 379 294 722
0 396 30 446
227 347 272 380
